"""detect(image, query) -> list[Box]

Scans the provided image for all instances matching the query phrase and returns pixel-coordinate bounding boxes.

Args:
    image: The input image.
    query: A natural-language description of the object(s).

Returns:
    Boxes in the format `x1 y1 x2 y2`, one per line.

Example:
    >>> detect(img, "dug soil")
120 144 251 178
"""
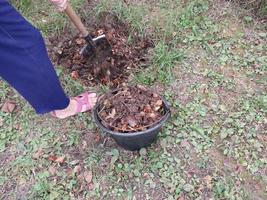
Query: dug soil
98 86 166 133
49 12 153 86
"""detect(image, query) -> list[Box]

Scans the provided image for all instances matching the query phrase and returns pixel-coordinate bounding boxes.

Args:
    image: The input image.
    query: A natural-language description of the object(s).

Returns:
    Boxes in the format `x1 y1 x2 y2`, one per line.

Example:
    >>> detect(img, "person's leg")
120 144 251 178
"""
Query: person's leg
0 0 69 114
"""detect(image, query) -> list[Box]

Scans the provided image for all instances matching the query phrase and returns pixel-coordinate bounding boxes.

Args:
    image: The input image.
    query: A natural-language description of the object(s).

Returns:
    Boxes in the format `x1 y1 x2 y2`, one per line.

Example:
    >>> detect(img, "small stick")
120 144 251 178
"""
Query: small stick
120 101 131 112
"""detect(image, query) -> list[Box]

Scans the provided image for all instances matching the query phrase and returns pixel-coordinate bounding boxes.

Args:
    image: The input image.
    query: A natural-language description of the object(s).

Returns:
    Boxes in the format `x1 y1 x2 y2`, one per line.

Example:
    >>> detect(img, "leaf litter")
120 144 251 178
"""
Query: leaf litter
1 100 16 113
50 12 153 86
98 86 166 133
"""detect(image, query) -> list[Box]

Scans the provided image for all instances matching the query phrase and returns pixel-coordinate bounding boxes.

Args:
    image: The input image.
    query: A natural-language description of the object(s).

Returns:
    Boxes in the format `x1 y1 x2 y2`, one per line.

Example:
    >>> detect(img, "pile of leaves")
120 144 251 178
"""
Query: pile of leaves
98 86 166 133
50 12 153 86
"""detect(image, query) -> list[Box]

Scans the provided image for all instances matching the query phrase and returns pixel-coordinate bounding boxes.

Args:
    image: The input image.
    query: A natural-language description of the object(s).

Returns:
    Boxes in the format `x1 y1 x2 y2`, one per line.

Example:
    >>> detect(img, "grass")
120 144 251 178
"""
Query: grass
10 0 87 35
1 0 267 199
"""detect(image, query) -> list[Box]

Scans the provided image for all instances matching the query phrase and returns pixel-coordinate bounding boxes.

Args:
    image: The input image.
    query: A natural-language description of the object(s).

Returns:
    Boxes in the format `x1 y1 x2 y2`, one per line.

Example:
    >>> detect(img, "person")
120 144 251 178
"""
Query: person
0 0 97 119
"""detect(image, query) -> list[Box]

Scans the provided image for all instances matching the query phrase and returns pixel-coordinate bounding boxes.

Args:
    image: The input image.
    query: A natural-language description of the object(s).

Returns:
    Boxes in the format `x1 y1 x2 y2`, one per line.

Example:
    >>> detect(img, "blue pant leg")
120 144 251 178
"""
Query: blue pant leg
0 0 69 114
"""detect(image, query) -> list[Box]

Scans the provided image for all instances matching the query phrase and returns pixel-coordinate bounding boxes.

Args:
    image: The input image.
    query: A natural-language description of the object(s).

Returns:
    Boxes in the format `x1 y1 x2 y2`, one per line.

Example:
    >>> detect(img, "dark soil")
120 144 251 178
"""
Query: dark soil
49 12 153 86
97 86 165 133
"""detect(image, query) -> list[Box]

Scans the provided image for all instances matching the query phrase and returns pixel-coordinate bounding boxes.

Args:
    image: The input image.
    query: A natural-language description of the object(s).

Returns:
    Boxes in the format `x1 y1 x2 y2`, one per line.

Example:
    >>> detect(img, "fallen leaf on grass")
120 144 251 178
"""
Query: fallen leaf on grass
204 175 213 189
32 148 44 159
196 184 204 194
55 156 65 163
48 166 57 176
77 174 84 181
88 183 94 190
82 141 88 149
48 155 57 162
84 171 93 183
139 41 147 49
48 155 65 163
183 183 194 192
73 165 81 175
177 193 185 200
1 100 16 113
220 131 228 139
70 160 80 165
66 168 73 176
94 133 101 143
142 173 149 178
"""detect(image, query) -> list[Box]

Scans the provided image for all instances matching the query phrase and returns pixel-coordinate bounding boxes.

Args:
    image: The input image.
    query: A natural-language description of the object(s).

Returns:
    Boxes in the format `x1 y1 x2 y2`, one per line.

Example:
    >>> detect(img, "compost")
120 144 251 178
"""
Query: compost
98 86 165 133
49 12 153 86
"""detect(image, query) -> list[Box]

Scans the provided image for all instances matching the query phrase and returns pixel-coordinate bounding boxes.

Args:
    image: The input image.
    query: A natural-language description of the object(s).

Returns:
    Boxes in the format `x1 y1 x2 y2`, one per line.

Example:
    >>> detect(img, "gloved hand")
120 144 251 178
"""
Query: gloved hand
49 0 68 11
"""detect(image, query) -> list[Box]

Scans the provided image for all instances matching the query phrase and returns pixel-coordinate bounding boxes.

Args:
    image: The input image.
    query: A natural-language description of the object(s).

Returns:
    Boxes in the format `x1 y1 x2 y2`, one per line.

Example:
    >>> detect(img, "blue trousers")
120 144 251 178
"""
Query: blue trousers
0 0 69 114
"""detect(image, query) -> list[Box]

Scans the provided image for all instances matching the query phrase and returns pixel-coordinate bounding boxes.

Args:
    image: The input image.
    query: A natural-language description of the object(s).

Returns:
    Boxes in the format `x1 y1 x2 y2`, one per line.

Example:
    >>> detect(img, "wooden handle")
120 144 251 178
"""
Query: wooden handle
65 3 88 37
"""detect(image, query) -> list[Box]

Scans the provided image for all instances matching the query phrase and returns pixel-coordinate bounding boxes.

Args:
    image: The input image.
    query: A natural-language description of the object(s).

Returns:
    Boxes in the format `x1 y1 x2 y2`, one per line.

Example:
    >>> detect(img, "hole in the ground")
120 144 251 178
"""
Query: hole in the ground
49 12 154 87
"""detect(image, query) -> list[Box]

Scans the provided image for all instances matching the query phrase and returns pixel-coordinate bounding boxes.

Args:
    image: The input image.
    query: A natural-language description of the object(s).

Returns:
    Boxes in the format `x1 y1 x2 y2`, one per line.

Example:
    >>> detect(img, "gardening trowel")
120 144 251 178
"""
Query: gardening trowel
64 3 112 77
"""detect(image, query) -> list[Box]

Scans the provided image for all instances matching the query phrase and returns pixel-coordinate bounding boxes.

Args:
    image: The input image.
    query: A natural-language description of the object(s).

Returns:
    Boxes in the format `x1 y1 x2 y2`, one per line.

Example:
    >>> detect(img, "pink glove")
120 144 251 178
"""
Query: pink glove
49 0 68 11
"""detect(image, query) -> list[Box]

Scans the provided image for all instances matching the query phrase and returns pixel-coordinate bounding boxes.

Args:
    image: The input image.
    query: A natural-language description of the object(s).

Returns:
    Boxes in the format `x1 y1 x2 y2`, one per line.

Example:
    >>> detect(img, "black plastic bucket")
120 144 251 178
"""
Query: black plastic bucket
93 91 171 151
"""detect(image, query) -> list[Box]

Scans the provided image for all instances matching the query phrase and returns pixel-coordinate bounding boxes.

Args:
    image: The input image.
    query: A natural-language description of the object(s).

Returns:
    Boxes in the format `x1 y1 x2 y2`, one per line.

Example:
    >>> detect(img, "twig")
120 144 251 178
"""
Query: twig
120 101 131 112
110 114 123 126
98 104 106 115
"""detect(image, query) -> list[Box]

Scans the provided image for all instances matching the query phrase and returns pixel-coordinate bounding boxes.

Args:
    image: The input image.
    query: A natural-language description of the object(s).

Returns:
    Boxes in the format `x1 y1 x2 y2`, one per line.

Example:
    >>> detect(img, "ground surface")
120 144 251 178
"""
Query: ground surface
0 0 266 199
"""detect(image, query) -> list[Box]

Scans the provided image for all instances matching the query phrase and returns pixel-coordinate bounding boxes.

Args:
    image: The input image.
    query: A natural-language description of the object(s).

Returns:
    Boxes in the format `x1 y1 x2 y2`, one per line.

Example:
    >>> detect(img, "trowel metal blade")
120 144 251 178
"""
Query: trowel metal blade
80 34 109 56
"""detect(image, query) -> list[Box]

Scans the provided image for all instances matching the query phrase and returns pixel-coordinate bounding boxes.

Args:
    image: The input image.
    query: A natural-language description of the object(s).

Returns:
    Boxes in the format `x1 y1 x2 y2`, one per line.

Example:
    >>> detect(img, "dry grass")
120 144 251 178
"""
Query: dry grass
231 0 267 17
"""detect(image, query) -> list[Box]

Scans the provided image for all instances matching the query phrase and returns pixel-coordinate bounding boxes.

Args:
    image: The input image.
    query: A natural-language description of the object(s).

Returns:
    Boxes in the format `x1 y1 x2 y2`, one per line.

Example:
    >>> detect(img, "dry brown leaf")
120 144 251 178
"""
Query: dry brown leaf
127 116 137 127
82 141 88 149
32 148 44 159
97 29 104 35
84 171 93 183
71 71 79 80
94 133 101 143
143 173 149 178
55 155 65 164
204 175 213 189
106 32 113 41
152 93 159 98
73 165 82 175
177 193 185 200
88 183 95 190
75 38 84 45
77 174 84 181
66 168 73 176
154 106 161 111
155 100 163 106
48 155 57 162
196 184 204 193
70 160 80 165
110 108 116 119
140 41 146 49
57 49 63 55
140 111 145 116
1 100 16 113
48 166 57 176
149 112 156 119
